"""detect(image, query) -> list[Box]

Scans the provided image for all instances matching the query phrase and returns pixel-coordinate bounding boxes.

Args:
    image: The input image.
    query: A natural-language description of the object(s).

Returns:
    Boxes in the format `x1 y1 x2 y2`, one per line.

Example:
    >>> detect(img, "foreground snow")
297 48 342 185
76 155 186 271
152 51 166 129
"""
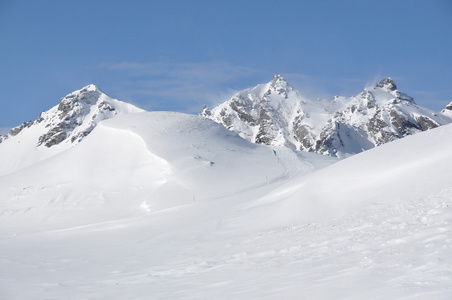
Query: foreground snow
0 112 451 299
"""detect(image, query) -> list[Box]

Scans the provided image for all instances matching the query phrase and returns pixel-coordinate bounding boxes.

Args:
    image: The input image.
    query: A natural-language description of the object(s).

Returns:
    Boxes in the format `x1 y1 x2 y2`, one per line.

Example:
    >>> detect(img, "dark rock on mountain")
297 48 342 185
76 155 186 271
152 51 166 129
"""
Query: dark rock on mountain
202 76 452 157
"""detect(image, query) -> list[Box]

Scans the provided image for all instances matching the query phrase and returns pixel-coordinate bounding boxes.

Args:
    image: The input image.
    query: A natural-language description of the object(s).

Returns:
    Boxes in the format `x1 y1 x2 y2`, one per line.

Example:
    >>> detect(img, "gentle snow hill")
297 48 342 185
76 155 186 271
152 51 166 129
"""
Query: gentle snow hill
0 84 144 177
241 122 452 228
0 111 324 235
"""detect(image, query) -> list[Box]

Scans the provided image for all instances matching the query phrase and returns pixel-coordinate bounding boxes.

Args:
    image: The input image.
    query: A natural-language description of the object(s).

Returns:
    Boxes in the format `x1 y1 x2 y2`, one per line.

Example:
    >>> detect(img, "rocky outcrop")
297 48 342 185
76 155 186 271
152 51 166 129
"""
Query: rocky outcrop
376 77 397 91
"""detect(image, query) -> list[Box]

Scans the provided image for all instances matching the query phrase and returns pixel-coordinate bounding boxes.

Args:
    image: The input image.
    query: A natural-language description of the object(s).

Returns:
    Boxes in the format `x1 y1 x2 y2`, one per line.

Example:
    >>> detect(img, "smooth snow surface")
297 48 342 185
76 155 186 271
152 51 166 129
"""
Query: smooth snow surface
1 112 451 299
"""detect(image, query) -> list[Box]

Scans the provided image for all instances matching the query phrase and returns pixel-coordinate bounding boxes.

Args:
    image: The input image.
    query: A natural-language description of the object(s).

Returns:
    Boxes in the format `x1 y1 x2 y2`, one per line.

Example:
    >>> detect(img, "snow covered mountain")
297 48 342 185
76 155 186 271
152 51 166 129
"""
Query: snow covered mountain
202 75 452 157
0 84 144 176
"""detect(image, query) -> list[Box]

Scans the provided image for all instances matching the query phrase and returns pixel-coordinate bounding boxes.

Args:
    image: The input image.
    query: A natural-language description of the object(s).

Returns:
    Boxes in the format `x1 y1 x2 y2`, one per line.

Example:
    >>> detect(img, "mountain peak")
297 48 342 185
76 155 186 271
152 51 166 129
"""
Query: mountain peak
83 83 100 91
265 74 294 101
271 74 285 83
376 77 397 91
270 74 290 89
56 85 104 120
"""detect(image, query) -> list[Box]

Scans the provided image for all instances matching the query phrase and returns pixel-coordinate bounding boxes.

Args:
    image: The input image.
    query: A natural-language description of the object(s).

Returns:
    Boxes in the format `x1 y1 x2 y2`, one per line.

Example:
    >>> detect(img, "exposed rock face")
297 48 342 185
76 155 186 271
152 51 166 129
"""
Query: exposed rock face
0 84 144 148
202 76 452 157
201 75 306 149
376 77 397 91
36 85 117 147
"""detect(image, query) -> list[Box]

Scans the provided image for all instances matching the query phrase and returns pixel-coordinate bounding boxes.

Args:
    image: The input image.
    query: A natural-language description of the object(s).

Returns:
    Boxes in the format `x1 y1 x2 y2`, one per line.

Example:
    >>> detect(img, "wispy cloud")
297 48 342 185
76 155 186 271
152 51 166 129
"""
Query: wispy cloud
99 61 262 113
0 127 11 135
284 72 452 110
283 72 368 100
104 61 257 81
98 62 419 113
408 89 452 110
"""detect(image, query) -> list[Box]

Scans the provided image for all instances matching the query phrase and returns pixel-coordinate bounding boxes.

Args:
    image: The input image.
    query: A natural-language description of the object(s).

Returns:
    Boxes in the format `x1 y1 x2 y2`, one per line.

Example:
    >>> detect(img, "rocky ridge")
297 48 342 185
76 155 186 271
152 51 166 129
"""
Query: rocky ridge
202 75 452 157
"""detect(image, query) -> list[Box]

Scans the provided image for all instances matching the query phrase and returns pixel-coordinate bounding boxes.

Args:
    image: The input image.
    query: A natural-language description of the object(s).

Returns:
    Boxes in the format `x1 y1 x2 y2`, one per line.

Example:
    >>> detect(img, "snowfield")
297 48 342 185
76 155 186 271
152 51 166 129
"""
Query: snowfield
0 112 451 299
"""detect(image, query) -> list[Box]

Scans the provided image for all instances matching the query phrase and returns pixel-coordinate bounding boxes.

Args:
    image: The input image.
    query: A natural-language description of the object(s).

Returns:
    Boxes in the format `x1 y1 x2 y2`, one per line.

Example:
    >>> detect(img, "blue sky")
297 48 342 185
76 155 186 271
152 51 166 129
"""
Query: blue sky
1 0 451 132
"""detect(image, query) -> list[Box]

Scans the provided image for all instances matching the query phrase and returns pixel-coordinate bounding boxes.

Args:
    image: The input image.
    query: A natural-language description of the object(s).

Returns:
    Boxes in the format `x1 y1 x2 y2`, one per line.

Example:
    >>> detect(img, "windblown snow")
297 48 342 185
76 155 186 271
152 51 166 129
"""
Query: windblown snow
0 85 451 299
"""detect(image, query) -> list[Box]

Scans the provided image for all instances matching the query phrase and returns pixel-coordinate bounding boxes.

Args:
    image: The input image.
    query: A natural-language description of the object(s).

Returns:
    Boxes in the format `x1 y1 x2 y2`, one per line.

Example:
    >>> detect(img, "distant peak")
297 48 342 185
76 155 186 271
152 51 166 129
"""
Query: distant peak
376 77 397 91
63 84 104 102
86 83 98 89
78 84 104 94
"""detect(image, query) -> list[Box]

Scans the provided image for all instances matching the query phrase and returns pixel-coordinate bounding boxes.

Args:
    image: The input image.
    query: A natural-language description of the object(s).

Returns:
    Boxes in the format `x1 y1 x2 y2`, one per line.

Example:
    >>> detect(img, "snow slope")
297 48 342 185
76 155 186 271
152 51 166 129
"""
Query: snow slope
1 112 451 299
0 112 318 235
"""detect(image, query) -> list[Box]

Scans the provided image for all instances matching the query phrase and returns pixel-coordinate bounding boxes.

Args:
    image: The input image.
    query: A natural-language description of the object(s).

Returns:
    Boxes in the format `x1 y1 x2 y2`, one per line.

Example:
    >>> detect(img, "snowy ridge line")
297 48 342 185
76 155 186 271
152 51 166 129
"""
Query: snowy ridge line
202 76 452 157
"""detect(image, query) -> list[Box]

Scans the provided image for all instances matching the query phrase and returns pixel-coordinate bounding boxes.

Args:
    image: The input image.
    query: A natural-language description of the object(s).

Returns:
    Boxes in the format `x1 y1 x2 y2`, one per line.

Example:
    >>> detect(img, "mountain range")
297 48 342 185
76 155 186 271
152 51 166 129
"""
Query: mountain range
2 76 451 166
202 75 452 157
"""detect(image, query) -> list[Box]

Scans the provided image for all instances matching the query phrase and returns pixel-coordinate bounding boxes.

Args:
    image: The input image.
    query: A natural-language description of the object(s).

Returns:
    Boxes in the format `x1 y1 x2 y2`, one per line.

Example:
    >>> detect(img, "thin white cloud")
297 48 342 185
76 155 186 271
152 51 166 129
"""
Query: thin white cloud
0 127 11 135
283 72 367 100
284 73 451 111
408 90 452 110
104 61 257 81
100 62 432 113
99 61 262 113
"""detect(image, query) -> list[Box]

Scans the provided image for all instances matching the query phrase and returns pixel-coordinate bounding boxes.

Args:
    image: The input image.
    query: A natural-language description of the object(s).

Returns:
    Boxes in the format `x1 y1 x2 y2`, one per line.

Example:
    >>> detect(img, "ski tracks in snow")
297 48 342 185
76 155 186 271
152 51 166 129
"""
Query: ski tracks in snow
225 187 452 296
140 186 452 298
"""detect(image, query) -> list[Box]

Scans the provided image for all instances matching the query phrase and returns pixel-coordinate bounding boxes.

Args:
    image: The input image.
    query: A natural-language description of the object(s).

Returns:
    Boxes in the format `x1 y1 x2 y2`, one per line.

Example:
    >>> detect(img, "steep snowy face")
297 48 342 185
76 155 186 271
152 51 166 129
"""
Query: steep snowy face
203 76 452 157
